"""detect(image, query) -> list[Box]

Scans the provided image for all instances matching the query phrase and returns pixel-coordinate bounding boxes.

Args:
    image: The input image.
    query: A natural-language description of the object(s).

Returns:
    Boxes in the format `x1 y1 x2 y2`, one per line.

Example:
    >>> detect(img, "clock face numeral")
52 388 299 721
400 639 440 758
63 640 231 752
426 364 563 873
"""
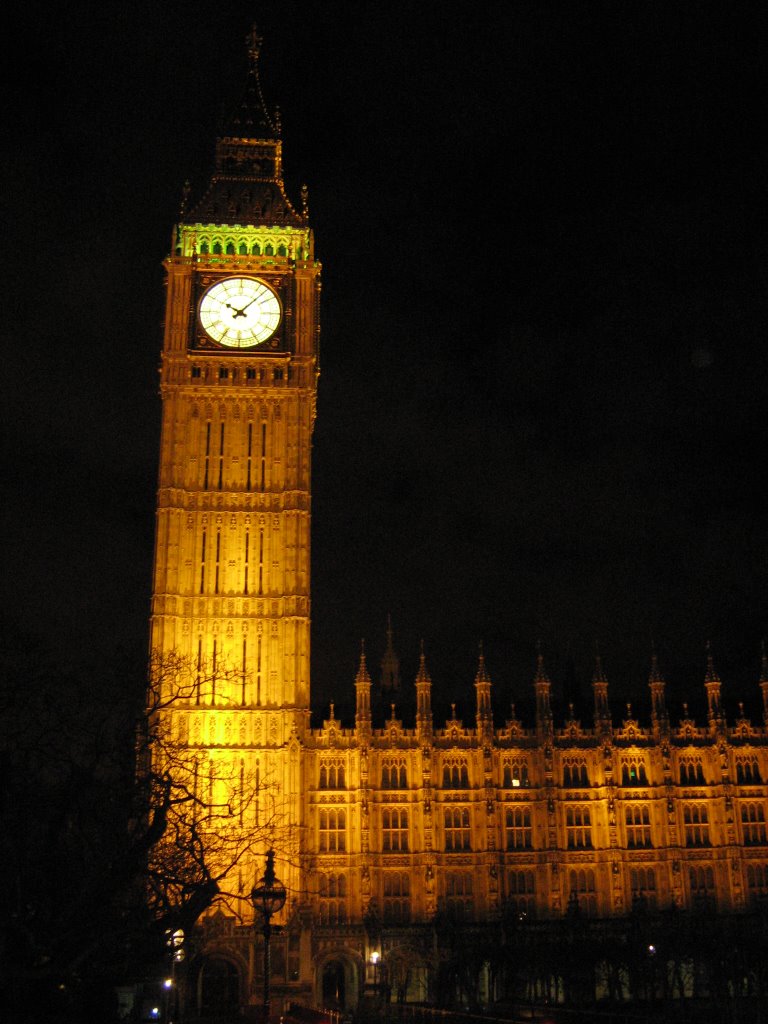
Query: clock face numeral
199 277 281 347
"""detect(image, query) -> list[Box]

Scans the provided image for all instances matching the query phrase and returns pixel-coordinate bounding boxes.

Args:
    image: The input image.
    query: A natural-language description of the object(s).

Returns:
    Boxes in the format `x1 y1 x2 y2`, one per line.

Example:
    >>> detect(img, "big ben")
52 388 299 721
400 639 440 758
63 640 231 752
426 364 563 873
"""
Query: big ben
149 22 319 963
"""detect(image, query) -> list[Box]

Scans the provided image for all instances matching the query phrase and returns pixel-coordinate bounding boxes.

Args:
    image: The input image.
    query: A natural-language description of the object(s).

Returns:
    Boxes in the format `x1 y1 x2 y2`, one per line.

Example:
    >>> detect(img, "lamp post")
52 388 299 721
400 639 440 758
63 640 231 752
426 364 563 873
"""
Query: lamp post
251 850 287 1023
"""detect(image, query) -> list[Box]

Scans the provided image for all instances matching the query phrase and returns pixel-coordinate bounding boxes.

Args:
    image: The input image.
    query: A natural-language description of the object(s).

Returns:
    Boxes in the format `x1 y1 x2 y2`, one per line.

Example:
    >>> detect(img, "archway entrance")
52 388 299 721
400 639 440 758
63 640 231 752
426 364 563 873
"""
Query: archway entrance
322 961 346 1010
198 956 240 1017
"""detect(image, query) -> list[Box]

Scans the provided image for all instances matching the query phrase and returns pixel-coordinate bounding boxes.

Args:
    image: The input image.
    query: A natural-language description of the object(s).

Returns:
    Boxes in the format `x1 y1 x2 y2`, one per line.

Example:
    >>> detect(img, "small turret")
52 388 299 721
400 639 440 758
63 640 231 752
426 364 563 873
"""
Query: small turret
415 641 433 741
591 644 611 733
704 641 724 730
648 647 669 736
355 640 372 738
474 643 493 741
533 642 553 737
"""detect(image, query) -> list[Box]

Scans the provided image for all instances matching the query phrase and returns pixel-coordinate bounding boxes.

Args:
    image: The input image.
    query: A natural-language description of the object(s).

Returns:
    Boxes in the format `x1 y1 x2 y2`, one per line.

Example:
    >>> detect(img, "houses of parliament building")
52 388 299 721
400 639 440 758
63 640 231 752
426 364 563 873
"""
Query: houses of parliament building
149 27 768 1018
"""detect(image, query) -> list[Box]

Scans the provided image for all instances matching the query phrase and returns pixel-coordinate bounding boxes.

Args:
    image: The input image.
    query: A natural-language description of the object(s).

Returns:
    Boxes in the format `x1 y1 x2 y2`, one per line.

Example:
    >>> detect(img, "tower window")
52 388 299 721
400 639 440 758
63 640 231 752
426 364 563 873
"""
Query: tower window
741 802 768 845
737 758 762 784
238 242 248 255
219 367 229 379
503 759 529 788
319 762 345 789
247 368 257 380
507 870 536 918
319 809 346 852
444 807 471 851
443 872 473 918
505 805 533 850
563 758 589 787
625 804 652 848
273 368 283 382
191 366 202 379
569 868 597 916
566 806 592 848
621 759 648 786
381 760 407 789
226 242 235 254
442 759 469 789
382 871 410 923
679 758 706 785
683 803 710 846
382 808 409 852
251 242 261 255
318 873 347 925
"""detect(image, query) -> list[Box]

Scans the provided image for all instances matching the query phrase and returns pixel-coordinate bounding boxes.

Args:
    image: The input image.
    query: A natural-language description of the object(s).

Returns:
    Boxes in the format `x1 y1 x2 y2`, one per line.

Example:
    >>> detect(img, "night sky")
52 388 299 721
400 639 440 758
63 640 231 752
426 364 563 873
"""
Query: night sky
2 2 766 727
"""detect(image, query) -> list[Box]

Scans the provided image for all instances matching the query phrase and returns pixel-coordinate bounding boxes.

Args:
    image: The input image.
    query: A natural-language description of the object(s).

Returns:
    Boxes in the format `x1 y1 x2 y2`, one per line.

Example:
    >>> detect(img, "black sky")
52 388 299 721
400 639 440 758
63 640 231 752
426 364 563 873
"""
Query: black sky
2 1 766 727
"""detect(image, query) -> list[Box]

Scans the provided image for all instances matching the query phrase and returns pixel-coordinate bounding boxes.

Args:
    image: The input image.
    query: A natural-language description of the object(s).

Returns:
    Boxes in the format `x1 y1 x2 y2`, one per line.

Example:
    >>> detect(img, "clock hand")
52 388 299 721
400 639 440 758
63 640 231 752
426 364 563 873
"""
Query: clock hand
227 294 262 318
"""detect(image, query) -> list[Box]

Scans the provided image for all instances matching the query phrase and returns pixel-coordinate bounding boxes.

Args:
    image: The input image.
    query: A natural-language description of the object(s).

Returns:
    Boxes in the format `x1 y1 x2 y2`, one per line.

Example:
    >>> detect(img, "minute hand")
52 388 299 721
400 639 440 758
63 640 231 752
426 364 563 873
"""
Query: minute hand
228 294 261 318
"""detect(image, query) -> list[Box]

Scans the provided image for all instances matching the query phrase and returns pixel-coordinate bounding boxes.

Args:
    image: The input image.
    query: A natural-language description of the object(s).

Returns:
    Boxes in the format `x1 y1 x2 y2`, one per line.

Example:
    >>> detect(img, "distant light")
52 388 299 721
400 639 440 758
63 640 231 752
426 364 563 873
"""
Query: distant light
648 944 656 955
370 951 380 965
151 1009 160 1018
512 779 520 788
164 978 173 989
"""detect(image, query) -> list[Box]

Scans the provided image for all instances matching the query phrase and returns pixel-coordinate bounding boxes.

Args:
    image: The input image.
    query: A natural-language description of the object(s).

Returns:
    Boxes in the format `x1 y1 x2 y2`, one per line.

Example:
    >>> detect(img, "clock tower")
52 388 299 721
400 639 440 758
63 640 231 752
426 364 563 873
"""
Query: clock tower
149 26 320 923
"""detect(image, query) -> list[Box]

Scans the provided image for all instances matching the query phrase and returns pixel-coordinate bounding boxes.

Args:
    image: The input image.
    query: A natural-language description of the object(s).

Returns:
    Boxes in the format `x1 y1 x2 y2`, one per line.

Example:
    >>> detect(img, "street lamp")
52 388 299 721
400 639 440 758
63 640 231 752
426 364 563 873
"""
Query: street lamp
251 850 287 1023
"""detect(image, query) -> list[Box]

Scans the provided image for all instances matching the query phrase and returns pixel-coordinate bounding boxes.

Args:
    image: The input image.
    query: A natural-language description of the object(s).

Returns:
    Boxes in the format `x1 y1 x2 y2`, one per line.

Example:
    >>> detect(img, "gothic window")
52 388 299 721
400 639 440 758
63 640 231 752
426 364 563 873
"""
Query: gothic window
191 366 202 379
212 241 223 254
683 804 710 847
746 863 768 899
569 868 597 915
381 760 407 789
277 244 288 257
741 803 768 845
382 808 409 852
200 241 209 254
737 758 762 784
382 871 411 923
630 867 657 908
265 242 274 256
319 809 346 852
563 758 589 787
689 865 716 905
319 762 345 789
625 805 653 848
251 242 261 255
621 759 648 786
505 806 533 850
238 242 248 255
507 870 536 918
679 757 706 785
566 806 593 849
318 873 347 925
444 807 472 851
442 758 470 789
502 759 529 788
443 872 473 918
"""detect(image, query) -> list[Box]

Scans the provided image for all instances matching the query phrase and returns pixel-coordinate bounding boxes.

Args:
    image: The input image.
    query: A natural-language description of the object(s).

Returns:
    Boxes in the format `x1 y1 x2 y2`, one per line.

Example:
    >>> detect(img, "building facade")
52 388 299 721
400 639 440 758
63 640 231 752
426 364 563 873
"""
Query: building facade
149 29 768 1019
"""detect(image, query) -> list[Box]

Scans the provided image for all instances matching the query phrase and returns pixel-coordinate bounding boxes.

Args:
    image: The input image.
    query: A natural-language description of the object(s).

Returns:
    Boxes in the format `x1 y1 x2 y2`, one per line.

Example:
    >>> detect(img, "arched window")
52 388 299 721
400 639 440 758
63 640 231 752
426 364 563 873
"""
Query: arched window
566 806 592 848
683 804 710 846
382 808 408 851
251 242 261 255
505 806 532 849
444 807 471 850
741 802 767 845
625 804 652 848
212 241 223 254
383 872 410 922
569 868 597 915
319 809 346 852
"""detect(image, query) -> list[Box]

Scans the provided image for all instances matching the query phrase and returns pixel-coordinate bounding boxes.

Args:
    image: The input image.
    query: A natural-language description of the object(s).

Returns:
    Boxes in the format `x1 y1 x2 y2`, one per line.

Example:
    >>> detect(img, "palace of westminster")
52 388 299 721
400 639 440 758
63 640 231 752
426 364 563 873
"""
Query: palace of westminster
149 28 768 1016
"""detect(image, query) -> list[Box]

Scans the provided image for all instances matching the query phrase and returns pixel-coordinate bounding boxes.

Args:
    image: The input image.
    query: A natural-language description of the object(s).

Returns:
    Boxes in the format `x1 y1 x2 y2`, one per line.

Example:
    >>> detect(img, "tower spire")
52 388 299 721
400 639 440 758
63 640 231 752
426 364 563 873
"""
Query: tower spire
355 639 372 737
704 640 724 730
474 641 493 740
533 641 553 737
591 641 611 732
380 614 401 694
415 640 433 741
648 643 669 736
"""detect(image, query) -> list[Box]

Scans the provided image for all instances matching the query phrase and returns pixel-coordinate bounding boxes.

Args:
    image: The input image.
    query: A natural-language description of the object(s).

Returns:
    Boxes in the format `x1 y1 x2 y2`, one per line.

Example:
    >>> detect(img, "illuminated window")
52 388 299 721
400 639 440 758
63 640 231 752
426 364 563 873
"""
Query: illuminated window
444 807 471 851
381 760 407 789
737 758 762 784
625 805 652 848
318 873 347 924
502 759 529 788
507 870 536 917
382 808 409 852
319 762 345 789
569 868 597 915
630 867 657 909
683 804 710 847
505 806 533 850
679 758 706 785
443 872 473 918
319 809 346 852
382 872 411 923
621 759 648 786
442 759 469 789
566 806 592 849
563 758 589 787
741 803 768 845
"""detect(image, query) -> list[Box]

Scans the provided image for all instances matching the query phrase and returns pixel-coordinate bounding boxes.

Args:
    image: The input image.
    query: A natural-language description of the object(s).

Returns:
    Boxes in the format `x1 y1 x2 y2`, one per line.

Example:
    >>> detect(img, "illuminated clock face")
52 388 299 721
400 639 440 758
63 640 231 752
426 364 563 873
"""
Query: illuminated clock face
198 277 281 348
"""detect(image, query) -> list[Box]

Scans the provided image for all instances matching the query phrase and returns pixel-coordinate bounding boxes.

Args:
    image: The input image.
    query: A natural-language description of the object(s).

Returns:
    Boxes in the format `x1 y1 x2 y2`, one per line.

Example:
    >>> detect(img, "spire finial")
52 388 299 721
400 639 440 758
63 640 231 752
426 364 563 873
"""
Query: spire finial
246 23 263 67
